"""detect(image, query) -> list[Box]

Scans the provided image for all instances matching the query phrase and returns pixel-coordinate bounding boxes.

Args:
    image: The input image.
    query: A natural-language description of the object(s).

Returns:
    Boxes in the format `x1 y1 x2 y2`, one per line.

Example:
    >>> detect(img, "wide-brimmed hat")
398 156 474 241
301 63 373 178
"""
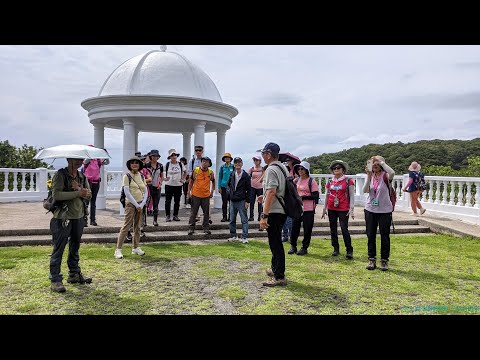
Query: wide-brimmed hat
126 156 144 171
149 149 160 158
167 148 180 160
222 152 233 162
329 160 349 173
252 155 261 161
201 156 212 167
294 161 311 176
408 161 421 171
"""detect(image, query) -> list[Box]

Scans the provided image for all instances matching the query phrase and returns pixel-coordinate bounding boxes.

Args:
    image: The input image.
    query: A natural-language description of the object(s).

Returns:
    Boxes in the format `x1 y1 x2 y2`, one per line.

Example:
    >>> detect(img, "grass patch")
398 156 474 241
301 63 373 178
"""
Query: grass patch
0 234 478 314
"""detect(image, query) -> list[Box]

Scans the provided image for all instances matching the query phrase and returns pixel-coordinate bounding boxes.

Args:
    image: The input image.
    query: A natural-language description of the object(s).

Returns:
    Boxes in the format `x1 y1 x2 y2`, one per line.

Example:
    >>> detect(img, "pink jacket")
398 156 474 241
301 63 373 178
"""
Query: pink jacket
83 159 102 182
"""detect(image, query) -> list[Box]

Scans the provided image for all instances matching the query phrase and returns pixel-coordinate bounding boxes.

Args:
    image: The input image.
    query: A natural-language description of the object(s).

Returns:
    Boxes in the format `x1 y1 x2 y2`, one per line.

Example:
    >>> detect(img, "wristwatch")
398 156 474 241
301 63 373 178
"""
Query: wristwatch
260 213 269 219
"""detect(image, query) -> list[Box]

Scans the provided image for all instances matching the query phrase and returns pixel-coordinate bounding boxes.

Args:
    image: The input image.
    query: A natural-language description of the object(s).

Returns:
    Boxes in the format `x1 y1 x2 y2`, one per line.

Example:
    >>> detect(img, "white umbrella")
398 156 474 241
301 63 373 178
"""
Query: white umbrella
34 144 112 160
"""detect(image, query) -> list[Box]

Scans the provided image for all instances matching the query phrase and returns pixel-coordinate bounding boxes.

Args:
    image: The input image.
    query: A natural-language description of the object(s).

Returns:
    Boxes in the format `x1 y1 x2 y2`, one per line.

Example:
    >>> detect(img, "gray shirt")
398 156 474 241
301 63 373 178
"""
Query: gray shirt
262 161 287 214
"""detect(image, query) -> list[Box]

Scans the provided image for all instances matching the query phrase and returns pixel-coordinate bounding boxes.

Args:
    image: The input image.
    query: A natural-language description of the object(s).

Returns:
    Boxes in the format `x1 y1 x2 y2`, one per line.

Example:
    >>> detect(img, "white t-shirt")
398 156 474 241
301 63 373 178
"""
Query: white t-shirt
165 161 184 187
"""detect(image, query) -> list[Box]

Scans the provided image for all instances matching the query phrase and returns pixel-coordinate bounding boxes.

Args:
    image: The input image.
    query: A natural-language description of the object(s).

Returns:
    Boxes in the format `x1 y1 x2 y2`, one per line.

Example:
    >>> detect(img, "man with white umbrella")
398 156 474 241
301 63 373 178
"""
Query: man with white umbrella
49 157 92 293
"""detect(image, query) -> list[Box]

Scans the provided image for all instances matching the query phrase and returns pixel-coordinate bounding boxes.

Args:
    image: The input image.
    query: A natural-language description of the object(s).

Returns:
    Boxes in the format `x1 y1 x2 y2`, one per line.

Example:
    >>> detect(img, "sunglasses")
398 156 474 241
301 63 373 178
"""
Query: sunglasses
298 167 305 171
195 149 203 152
332 166 343 170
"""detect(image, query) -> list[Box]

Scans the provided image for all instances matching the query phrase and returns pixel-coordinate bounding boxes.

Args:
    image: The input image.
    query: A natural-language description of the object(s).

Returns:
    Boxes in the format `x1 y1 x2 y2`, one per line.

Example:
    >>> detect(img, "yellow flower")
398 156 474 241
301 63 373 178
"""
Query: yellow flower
47 179 53 190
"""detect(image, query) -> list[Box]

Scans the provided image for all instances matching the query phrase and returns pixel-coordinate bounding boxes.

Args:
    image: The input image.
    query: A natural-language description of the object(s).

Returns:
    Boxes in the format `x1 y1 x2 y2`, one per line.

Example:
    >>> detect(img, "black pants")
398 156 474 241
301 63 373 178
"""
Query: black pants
189 196 211 230
49 218 84 282
149 185 161 216
249 187 263 220
290 211 315 249
165 185 182 217
328 209 353 253
182 180 189 204
221 187 229 219
88 181 100 222
267 213 287 280
364 209 392 260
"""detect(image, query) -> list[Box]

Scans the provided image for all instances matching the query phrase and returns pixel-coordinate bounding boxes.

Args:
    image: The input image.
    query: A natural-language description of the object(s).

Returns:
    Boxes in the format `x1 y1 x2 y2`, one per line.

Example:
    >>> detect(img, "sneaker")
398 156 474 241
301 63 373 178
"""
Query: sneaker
366 258 376 270
420 208 426 215
140 231 146 238
248 217 254 221
153 220 159 226
67 272 92 284
90 220 98 226
262 278 287 287
188 229 195 235
114 249 124 259
288 246 297 255
185 204 191 209
380 259 389 271
204 230 212 235
132 247 145 256
173 216 181 221
296 247 308 256
266 268 274 277
227 236 238 241
241 238 248 244
282 237 289 243
331 249 339 256
346 251 353 260
221 217 228 222
51 281 66 293
166 216 171 222
259 228 264 232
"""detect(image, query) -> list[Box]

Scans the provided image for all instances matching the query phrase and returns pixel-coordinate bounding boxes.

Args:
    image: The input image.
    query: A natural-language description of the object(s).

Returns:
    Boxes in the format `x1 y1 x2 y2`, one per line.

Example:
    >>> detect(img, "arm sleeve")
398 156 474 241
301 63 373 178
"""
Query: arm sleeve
363 175 371 193
381 162 395 180
404 174 413 188
349 182 355 208
124 186 140 208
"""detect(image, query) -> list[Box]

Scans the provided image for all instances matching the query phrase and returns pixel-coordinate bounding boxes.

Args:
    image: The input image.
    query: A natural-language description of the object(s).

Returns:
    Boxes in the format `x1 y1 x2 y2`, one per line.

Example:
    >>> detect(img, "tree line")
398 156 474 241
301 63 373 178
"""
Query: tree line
0 140 50 169
305 138 480 177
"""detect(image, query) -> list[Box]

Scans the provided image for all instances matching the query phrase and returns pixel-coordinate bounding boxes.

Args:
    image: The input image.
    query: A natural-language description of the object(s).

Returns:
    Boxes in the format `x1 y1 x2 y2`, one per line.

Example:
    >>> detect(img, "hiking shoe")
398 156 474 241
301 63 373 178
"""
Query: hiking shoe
67 272 92 284
248 216 254 221
173 216 181 221
331 249 339 256
51 281 66 293
166 216 171 222
153 220 159 226
266 268 274 277
262 278 287 287
296 247 308 256
366 258 376 270
380 259 389 271
90 220 98 226
346 251 353 260
132 247 145 256
241 238 248 244
188 229 195 235
420 208 426 215
204 230 212 235
288 246 297 255
227 236 238 241
282 236 289 243
114 249 124 259
221 218 227 222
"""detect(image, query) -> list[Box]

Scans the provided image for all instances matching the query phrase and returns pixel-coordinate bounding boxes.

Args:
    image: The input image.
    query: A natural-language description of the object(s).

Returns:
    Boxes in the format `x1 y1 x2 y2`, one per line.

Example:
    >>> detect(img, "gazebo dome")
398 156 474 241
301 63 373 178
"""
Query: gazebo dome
98 48 223 102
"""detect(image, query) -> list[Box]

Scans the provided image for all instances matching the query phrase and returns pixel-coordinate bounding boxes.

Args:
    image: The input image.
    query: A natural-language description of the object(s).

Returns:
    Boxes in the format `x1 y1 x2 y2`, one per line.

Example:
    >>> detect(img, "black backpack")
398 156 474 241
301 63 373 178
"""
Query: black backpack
271 164 304 220
120 173 145 208
295 177 320 205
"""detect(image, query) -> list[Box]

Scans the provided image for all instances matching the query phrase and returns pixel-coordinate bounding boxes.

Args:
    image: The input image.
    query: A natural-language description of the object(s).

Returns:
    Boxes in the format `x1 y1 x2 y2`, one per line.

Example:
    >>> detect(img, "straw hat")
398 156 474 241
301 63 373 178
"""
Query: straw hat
126 156 144 171
167 148 180 160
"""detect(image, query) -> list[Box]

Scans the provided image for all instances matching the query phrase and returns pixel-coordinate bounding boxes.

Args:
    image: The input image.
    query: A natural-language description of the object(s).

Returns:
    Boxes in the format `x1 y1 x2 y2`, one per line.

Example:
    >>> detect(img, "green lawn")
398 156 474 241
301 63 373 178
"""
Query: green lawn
0 234 479 315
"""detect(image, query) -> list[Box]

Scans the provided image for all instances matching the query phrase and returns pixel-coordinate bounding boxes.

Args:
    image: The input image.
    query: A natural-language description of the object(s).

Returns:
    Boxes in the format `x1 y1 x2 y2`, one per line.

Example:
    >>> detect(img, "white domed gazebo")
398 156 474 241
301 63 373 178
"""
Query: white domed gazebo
81 46 239 210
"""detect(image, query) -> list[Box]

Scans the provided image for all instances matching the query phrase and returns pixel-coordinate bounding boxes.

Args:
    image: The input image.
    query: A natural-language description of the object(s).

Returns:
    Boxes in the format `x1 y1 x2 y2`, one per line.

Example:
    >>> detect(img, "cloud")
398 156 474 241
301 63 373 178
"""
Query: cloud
255 92 303 108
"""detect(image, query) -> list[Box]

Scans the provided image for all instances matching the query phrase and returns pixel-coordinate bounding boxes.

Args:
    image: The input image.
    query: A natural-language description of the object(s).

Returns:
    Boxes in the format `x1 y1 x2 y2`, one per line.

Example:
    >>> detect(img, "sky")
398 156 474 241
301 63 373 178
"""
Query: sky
1 45 480 170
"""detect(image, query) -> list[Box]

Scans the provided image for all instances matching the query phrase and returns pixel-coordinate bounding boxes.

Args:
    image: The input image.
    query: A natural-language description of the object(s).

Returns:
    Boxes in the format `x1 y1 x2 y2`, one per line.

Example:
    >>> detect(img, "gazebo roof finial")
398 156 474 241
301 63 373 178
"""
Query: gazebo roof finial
160 45 167 52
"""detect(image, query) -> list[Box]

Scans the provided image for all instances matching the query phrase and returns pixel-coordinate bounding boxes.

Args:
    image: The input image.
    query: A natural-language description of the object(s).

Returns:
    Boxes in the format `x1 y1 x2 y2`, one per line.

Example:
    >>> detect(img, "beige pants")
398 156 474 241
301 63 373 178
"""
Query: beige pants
117 202 143 249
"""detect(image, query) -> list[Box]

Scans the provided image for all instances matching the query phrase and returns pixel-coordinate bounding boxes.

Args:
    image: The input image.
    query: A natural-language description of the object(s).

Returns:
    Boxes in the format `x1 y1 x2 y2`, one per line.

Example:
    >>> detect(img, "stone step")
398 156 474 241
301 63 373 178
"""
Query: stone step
0 219 421 237
0 224 430 247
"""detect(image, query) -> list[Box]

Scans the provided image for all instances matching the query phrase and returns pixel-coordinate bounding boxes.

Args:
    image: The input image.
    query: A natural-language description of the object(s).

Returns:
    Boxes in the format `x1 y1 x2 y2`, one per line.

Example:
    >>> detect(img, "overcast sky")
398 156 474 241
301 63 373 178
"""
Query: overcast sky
1 45 480 170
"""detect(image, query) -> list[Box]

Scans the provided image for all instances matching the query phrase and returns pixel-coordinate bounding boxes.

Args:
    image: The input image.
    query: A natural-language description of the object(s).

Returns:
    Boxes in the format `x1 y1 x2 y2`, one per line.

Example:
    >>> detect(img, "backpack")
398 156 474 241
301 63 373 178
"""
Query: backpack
295 177 320 205
271 163 304 220
193 167 213 180
415 172 427 192
120 173 145 208
383 172 397 211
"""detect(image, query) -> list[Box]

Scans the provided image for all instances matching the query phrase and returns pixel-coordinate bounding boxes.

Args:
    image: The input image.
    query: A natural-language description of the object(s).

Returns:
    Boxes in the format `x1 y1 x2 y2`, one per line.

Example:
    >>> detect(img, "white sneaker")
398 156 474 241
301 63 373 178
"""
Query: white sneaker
132 247 145 256
227 236 238 241
114 249 123 259
420 208 426 215
241 238 248 244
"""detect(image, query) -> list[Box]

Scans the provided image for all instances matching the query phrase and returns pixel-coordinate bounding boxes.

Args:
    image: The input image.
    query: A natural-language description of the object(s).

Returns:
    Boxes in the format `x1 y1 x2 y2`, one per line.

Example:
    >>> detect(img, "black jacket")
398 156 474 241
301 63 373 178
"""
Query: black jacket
227 170 251 202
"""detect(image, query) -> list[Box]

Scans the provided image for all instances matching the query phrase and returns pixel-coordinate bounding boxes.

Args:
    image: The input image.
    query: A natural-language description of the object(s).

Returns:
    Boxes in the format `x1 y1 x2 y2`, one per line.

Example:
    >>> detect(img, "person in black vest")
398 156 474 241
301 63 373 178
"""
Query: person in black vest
145 149 164 226
226 157 251 243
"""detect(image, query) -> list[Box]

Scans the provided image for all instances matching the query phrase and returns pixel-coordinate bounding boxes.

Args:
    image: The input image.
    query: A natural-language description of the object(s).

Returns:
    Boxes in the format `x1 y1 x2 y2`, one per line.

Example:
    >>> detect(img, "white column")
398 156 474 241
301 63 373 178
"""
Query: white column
122 119 136 214
93 124 107 209
183 132 192 160
214 129 226 208
135 130 139 154
193 121 206 151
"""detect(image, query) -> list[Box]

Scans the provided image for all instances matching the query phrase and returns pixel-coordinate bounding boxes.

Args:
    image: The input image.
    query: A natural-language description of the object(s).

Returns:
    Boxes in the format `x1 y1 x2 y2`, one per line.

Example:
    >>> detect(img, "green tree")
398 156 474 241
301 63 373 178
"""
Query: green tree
0 140 49 169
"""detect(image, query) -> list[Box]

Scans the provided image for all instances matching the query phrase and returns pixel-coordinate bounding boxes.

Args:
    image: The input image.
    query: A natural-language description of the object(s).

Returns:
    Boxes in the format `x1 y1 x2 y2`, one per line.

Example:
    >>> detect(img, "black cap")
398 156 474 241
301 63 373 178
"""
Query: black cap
258 142 280 155
234 157 243 163
149 149 160 157
201 156 212 167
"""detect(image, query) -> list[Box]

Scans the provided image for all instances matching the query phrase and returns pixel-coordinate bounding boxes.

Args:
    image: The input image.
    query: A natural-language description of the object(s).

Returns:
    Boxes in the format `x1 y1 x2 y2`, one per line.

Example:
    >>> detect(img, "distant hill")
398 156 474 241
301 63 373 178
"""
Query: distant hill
305 138 480 175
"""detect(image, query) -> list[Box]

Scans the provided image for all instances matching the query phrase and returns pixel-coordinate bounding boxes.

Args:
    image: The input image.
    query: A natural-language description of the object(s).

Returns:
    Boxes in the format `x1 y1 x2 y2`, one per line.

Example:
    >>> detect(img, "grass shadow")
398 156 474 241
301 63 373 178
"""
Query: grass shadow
394 269 457 287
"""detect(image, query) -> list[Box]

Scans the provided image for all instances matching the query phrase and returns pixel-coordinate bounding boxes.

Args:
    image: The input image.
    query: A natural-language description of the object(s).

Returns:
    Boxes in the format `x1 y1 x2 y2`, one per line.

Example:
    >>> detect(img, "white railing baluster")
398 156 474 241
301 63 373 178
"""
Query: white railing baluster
474 181 480 209
3 171 8 192
457 181 465 206
21 172 26 192
448 181 456 205
13 172 18 192
465 182 472 208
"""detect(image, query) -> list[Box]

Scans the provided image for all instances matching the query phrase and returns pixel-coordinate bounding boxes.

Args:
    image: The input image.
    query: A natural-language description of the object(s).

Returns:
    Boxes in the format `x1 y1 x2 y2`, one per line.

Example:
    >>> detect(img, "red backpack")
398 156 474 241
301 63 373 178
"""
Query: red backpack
383 172 396 211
